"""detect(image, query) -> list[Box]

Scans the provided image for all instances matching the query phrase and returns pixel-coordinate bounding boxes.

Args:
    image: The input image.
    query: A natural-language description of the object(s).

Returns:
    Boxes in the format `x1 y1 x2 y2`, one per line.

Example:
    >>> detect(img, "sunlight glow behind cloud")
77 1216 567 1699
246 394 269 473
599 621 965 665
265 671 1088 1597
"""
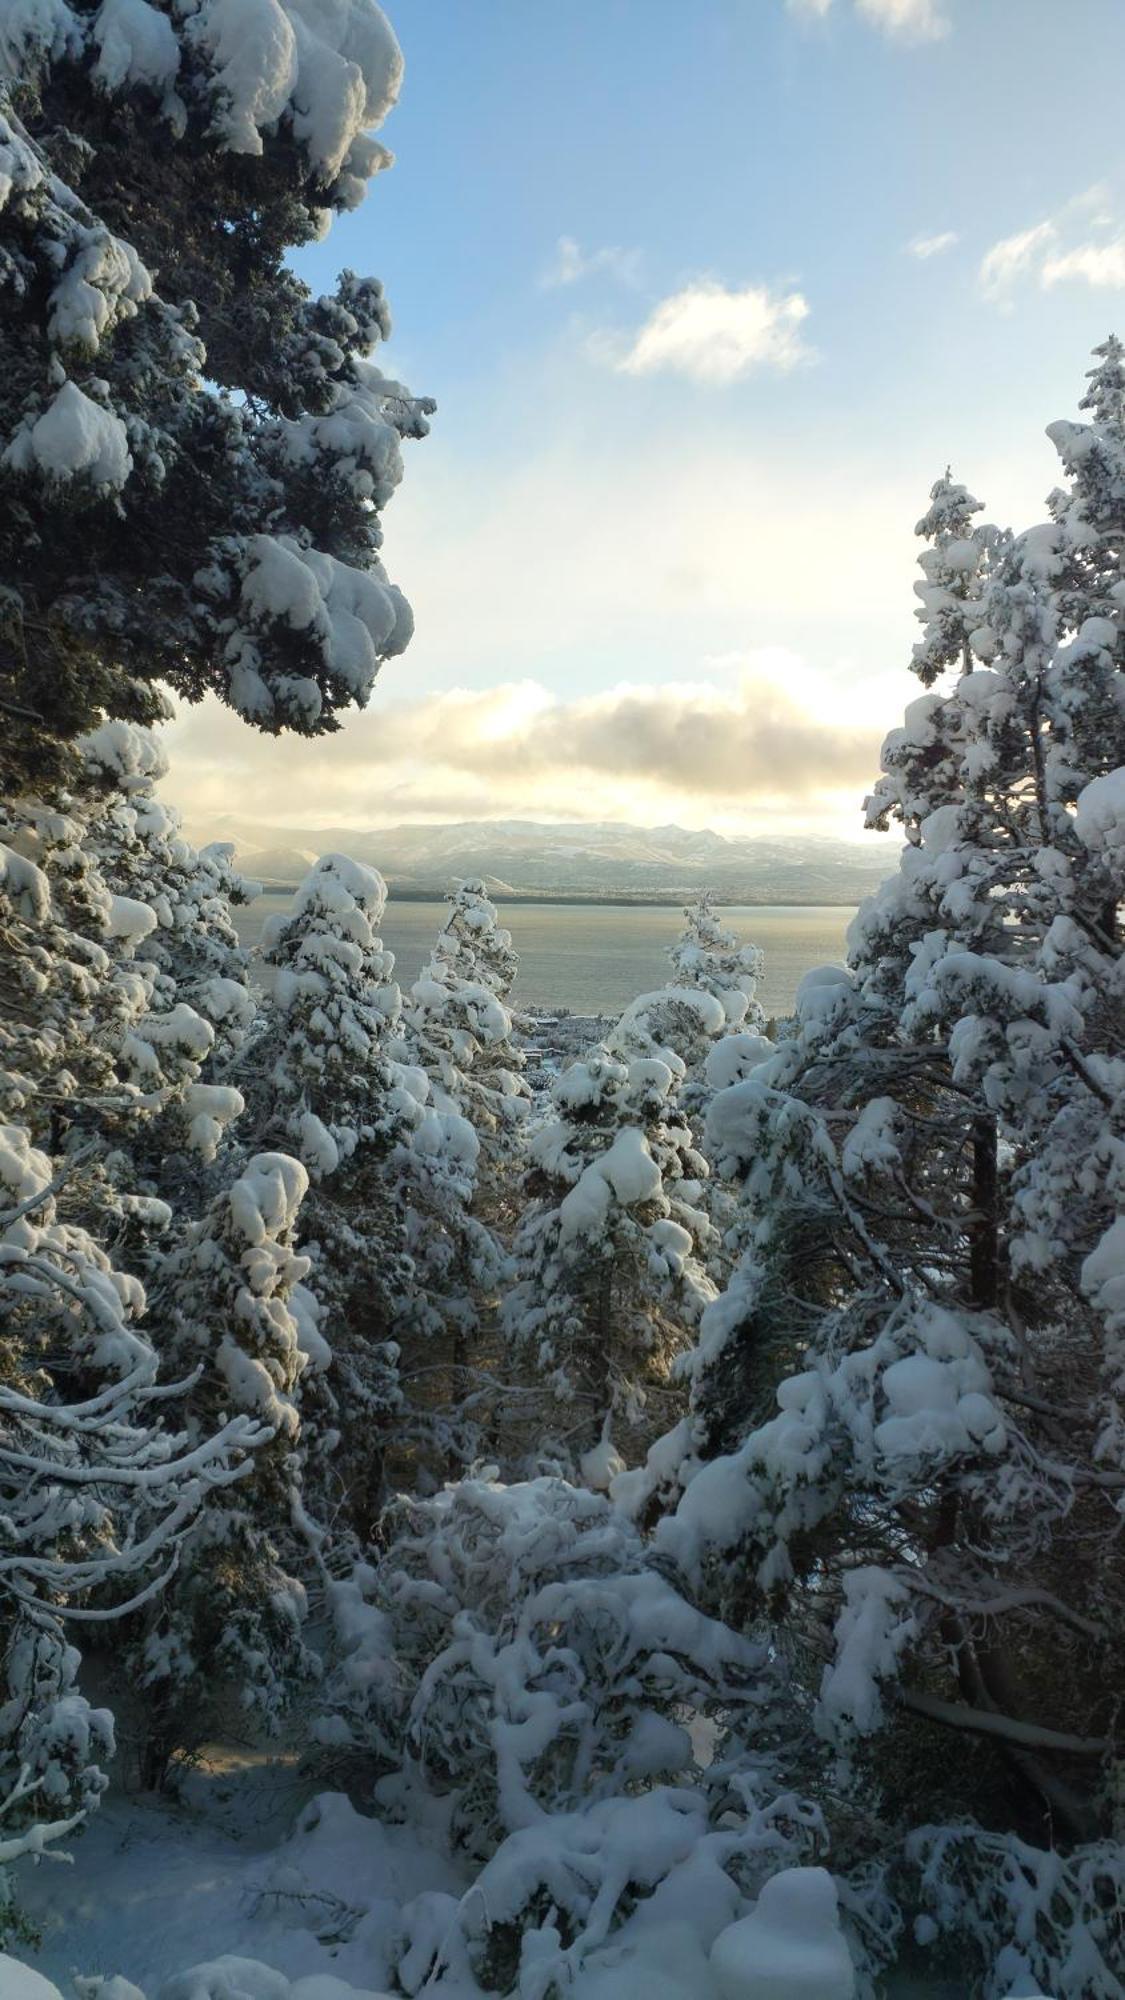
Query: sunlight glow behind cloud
169 653 884 842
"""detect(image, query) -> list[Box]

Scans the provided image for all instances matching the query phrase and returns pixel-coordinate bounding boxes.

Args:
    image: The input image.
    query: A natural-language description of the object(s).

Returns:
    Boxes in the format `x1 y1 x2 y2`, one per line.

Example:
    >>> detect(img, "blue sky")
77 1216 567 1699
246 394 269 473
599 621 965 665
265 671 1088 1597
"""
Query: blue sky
175 0 1125 842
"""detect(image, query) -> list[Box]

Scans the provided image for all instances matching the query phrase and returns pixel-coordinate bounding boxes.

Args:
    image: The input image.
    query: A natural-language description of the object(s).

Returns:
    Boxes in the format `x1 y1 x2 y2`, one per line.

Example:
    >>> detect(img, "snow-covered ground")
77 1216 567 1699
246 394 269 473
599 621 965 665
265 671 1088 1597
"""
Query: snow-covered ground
9 1753 973 1999
17 1755 461 1998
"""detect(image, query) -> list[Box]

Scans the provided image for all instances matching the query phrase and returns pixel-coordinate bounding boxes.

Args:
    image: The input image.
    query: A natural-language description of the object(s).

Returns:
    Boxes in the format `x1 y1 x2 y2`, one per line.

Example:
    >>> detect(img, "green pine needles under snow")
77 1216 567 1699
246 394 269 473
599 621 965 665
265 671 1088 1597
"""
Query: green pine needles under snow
0 5 1123 1998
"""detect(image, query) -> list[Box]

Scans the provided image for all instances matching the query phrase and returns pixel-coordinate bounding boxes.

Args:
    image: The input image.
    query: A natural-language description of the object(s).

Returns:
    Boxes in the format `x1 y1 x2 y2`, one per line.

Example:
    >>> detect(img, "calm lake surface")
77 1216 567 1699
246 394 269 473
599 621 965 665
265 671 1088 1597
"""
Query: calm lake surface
233 896 857 1021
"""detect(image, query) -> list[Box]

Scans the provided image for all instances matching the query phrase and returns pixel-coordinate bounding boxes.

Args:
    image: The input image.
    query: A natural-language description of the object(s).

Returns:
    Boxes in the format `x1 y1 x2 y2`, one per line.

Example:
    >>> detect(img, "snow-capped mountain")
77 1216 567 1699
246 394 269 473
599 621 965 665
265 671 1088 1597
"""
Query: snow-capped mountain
190 816 897 904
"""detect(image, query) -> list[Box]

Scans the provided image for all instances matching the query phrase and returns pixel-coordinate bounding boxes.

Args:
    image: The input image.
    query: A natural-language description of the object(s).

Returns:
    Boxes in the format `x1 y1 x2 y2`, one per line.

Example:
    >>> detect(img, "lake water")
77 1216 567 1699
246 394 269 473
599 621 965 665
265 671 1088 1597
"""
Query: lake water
232 896 857 1021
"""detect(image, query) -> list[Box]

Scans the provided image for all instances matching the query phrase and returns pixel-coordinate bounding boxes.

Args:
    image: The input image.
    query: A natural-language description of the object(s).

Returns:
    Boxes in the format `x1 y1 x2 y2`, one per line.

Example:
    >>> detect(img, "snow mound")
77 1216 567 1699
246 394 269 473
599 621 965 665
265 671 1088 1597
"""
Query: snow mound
154 1960 394 2000
0 1955 69 2000
229 1152 309 1245
186 0 403 195
234 534 410 715
703 1030 774 1092
1074 765 1125 867
709 1868 855 2000
91 0 181 98
4 379 132 490
558 1127 662 1243
0 840 51 922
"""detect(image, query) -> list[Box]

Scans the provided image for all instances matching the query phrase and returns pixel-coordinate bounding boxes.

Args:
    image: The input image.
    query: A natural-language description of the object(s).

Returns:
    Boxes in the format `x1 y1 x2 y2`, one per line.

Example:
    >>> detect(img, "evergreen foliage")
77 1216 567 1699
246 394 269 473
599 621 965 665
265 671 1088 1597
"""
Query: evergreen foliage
249 853 414 1529
503 1038 715 1473
651 349 1125 1991
0 0 430 791
0 8 1123 1983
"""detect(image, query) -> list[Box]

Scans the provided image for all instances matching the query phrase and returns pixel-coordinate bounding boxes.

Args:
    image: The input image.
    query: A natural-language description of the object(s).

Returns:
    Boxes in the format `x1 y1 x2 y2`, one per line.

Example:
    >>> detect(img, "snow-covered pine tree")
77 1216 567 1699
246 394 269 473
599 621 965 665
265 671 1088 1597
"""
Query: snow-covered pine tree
0 743 251 1241
125 1151 318 1780
656 356 1125 1995
650 897 774 1271
385 884 529 1470
602 984 727 1274
372 1473 765 1852
670 890 765 1035
879 710 1125 1979
0 0 458 1937
0 1116 268 1925
0 0 429 793
246 852 417 1531
904 468 999 687
885 347 1124 1508
673 479 1032 1528
0 722 270 1807
254 853 405 1177
72 721 256 1220
502 1041 715 1479
406 878 529 1178
432 875 520 1001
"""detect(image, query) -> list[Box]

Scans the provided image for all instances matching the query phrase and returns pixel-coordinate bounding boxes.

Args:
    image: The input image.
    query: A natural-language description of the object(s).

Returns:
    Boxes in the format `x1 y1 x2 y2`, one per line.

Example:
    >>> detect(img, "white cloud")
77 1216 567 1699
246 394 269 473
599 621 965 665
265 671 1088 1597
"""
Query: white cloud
907 229 958 259
978 220 1057 301
980 191 1125 299
167 654 883 841
602 280 811 386
540 235 642 290
1042 238 1125 289
856 0 949 38
788 0 950 40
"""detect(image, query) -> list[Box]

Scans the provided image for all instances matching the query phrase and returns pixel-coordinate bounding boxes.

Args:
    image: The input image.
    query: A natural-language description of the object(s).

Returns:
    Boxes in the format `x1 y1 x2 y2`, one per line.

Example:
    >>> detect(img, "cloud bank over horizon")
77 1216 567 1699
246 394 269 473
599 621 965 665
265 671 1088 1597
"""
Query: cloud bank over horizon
167 651 887 845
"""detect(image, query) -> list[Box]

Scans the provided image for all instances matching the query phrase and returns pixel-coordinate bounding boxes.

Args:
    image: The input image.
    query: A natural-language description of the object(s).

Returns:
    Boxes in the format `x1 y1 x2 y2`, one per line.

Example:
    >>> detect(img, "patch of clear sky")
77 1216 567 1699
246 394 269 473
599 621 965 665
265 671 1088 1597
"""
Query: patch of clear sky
296 0 1125 461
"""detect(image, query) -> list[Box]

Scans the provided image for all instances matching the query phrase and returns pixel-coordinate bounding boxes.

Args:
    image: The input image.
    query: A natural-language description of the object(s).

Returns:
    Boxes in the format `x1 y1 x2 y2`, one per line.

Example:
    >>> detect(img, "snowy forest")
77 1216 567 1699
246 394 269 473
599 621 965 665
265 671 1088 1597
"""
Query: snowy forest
0 3 1123 1998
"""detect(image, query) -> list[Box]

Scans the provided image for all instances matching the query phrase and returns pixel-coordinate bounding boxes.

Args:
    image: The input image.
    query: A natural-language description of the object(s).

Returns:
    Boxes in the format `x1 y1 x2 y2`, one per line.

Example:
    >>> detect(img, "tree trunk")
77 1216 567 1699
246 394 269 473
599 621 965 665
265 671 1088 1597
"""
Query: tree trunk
970 1111 999 1309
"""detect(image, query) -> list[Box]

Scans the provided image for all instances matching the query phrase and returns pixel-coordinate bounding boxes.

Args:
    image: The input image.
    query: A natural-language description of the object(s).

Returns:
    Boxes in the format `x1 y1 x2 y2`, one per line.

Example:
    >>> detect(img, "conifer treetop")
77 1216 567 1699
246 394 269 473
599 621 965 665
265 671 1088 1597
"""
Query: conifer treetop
1077 331 1125 434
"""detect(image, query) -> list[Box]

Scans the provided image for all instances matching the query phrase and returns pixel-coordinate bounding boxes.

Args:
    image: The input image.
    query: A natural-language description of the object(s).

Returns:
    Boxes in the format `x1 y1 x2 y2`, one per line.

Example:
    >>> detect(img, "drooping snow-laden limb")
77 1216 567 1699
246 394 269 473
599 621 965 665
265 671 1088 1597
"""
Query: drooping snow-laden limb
898 1689 1110 1756
0 1413 266 1494
0 1363 158 1424
9 1553 183 1622
0 1361 206 1432
2 1250 137 1334
0 1423 269 1611
0 1812 82 1868
893 1569 1106 1640
0 1146 96 1231
0 1735 91 1870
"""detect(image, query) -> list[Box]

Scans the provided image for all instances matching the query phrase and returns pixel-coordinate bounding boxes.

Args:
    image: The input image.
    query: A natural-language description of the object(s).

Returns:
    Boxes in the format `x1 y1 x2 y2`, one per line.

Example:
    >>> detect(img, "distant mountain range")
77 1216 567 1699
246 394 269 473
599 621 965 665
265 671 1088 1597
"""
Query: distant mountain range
187 816 898 906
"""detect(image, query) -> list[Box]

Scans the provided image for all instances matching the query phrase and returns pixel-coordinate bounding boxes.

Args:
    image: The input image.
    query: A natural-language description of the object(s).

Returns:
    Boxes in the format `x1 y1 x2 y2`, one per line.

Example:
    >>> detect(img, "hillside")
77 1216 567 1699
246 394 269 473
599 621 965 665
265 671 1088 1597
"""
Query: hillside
189 815 898 904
